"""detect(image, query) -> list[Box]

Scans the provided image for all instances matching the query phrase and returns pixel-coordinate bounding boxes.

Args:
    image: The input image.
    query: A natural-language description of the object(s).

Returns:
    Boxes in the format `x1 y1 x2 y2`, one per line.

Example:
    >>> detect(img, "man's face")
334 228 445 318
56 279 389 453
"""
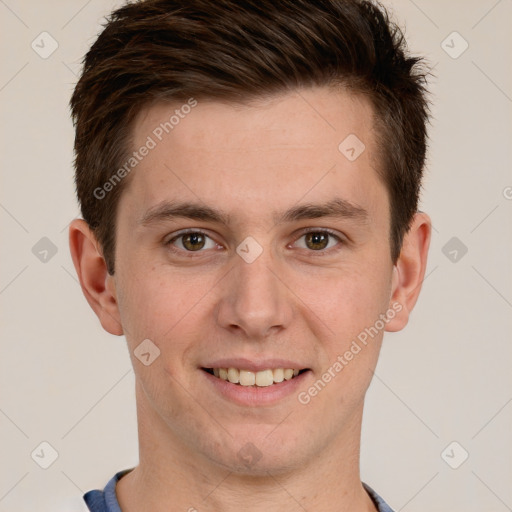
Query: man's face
111 87 398 473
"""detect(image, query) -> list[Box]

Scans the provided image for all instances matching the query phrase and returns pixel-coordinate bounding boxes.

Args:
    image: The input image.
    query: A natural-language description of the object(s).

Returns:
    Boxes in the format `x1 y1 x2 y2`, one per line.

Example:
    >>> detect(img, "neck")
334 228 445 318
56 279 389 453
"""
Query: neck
117 382 377 512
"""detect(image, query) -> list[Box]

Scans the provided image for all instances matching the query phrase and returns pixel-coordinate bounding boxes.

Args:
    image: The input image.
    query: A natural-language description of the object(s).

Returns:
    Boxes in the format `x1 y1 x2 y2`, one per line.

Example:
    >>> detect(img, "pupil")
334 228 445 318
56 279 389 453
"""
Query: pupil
306 232 328 250
184 233 205 251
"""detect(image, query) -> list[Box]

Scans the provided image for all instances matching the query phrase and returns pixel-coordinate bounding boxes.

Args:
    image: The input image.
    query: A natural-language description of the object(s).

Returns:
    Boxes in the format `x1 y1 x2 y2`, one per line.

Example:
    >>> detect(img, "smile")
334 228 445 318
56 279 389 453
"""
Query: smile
202 367 308 387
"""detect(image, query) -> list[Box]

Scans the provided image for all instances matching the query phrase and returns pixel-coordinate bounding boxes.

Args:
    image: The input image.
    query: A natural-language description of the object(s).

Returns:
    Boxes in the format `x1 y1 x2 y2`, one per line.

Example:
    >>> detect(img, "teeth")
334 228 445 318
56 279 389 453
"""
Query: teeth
211 367 302 386
283 369 294 380
255 369 274 387
227 367 239 384
239 370 255 386
273 368 284 383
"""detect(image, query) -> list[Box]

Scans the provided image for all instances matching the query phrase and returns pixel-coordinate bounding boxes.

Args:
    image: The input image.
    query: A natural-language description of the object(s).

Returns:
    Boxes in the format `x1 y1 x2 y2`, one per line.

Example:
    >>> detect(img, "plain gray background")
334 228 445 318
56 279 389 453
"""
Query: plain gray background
1 0 511 510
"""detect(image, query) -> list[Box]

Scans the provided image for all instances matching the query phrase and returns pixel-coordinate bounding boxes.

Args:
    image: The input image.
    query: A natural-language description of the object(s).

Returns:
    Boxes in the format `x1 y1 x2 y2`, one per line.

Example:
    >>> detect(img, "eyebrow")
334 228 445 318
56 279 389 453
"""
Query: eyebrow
140 202 231 226
275 198 368 224
139 197 368 227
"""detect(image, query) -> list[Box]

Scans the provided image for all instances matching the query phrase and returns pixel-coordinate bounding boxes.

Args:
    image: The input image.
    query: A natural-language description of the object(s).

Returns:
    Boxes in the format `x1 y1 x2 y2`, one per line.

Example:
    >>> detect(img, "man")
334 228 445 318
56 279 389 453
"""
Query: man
69 0 431 510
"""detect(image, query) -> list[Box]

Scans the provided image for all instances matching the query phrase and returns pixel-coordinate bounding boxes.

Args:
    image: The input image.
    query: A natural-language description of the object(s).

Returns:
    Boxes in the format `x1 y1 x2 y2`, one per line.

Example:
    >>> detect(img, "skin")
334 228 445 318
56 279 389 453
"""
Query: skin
70 86 431 512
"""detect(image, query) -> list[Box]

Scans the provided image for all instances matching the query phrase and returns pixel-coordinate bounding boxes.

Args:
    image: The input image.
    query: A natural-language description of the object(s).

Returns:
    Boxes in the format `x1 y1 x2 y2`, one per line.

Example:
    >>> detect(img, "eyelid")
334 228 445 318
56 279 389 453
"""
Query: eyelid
165 228 213 243
165 228 220 252
291 227 345 251
164 227 346 255
295 226 345 241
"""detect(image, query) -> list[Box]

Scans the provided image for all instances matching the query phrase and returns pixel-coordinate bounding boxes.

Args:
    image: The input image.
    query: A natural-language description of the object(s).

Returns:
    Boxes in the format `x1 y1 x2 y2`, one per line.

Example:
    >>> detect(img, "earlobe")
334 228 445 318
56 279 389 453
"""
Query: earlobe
69 219 123 336
385 212 431 332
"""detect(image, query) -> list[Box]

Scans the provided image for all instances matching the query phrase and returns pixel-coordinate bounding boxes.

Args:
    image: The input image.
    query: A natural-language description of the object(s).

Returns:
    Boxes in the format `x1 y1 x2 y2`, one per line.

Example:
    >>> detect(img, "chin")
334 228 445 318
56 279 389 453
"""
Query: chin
203 428 309 477
216 451 302 477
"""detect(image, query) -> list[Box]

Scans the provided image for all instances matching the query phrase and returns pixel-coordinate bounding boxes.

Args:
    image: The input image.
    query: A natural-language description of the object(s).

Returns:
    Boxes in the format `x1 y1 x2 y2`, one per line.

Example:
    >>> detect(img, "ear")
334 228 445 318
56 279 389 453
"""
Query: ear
68 219 123 336
385 212 431 332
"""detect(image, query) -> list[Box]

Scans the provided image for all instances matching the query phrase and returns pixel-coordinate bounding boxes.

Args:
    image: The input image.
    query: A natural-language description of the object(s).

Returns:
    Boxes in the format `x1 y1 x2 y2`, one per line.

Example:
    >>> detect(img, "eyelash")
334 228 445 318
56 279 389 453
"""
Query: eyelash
165 228 344 256
165 229 219 256
293 228 344 253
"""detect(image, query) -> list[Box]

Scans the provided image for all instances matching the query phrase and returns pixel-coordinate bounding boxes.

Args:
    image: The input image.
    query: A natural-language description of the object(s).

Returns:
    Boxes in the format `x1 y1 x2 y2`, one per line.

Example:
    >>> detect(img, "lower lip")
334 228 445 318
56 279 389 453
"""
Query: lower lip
201 369 311 406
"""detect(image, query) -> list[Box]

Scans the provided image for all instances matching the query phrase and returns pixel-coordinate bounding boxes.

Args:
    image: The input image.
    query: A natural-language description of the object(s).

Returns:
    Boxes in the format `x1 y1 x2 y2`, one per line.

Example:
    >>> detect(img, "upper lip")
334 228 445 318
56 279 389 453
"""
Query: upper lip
201 358 308 372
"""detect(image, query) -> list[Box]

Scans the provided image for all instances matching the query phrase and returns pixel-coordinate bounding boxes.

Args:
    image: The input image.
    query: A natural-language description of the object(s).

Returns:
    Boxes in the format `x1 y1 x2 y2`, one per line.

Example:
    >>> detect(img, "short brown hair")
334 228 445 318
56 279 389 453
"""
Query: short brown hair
70 0 430 274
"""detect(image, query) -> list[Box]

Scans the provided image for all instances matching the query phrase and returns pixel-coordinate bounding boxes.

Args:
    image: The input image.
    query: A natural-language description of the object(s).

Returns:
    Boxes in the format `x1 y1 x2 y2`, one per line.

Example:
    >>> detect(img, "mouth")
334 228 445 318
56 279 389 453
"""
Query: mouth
202 367 310 387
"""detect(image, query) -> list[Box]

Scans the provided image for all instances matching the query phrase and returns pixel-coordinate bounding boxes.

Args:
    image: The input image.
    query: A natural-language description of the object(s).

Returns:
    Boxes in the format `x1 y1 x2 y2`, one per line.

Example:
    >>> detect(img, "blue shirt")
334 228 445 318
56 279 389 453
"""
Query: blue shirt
84 469 395 511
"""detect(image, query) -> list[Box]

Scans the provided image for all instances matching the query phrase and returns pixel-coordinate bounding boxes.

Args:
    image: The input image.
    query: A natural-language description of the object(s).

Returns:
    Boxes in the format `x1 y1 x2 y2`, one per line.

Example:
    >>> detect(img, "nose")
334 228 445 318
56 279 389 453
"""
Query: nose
215 249 293 340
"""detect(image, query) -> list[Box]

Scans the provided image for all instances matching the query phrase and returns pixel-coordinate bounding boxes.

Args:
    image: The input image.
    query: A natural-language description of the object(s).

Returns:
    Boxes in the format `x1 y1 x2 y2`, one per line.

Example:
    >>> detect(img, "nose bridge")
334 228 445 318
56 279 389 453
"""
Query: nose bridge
216 245 292 339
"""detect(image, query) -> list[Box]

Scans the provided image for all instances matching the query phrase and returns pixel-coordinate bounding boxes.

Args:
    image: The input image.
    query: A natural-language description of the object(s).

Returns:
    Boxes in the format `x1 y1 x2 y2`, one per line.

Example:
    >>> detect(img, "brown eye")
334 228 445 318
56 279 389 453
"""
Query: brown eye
304 232 329 250
167 231 217 252
181 233 206 251
293 230 342 252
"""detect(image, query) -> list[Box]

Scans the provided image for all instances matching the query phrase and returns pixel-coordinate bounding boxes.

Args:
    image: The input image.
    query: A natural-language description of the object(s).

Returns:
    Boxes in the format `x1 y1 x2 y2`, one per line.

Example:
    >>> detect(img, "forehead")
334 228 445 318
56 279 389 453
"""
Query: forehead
121 86 386 226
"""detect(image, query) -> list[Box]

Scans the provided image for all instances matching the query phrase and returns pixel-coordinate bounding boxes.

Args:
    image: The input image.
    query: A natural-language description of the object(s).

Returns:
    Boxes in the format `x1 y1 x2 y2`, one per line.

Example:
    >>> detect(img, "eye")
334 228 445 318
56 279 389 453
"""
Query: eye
293 229 342 251
167 230 218 252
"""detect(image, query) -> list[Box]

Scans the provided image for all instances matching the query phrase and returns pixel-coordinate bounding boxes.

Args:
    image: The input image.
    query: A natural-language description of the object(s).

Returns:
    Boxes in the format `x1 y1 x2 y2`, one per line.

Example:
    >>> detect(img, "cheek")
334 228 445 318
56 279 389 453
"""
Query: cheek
116 264 216 354
299 269 392 413
304 263 392 339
